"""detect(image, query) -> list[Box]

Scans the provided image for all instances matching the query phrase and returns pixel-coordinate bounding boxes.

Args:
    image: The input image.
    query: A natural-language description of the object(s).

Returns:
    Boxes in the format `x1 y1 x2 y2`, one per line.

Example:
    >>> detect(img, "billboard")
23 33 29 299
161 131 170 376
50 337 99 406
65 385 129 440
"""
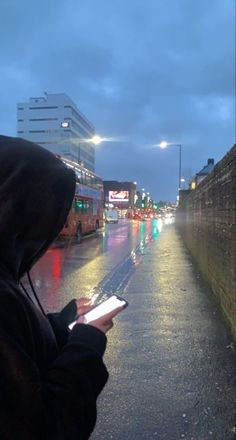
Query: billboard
109 190 129 203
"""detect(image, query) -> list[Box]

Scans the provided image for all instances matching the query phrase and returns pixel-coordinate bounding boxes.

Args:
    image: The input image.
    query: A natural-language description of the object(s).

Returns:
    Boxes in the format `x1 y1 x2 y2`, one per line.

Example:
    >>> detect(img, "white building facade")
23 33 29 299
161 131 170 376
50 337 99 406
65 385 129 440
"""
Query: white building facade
17 93 95 171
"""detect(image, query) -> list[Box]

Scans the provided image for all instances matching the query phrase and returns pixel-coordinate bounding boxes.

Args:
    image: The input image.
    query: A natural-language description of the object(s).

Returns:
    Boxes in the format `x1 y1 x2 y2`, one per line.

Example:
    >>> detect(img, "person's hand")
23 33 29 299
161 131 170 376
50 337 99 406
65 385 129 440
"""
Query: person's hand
77 306 124 334
76 297 93 317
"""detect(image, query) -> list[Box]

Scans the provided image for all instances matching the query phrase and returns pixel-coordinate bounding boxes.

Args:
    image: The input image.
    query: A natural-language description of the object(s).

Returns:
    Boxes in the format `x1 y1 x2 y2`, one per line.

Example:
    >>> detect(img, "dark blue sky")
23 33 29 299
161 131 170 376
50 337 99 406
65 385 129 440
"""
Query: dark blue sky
0 0 235 201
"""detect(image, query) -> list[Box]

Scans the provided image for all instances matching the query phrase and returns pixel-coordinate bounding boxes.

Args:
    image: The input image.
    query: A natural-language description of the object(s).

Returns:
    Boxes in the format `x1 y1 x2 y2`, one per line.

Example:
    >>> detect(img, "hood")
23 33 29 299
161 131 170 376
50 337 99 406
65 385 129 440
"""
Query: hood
0 135 76 281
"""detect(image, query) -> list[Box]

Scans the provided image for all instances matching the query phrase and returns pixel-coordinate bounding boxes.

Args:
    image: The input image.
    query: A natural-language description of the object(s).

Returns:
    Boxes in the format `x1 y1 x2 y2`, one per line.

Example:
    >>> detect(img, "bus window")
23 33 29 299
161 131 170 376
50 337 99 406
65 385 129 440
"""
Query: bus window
75 169 82 183
88 200 93 214
86 174 92 186
58 156 104 238
74 199 93 214
74 200 83 213
83 200 93 214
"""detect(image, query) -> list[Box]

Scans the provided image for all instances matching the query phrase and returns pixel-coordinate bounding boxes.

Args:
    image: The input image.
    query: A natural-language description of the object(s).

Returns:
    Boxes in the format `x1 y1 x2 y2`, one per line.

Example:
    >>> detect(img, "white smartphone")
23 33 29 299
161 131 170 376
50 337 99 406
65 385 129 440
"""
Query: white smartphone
68 295 128 330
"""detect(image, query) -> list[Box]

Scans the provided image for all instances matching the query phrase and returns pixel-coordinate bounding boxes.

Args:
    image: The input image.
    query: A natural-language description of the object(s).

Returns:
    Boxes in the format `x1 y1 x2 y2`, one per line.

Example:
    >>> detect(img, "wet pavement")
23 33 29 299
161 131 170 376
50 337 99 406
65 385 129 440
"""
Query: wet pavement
30 219 236 440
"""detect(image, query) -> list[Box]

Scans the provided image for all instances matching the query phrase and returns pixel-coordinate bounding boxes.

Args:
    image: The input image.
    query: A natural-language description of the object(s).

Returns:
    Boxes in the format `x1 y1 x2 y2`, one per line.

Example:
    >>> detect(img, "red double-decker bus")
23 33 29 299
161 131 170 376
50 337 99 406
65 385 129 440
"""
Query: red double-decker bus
58 156 104 242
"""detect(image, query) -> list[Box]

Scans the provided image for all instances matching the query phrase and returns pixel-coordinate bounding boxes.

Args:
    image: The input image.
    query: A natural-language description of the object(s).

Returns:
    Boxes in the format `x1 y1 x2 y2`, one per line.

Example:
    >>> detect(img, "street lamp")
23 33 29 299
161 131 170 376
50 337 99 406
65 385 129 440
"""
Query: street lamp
159 141 182 192
90 135 103 145
78 135 103 166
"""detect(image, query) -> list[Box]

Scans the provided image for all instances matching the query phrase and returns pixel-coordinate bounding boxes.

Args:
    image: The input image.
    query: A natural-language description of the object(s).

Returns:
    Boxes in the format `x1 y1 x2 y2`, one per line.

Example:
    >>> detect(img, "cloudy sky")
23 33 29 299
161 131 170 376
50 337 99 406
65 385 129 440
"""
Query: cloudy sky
0 0 235 201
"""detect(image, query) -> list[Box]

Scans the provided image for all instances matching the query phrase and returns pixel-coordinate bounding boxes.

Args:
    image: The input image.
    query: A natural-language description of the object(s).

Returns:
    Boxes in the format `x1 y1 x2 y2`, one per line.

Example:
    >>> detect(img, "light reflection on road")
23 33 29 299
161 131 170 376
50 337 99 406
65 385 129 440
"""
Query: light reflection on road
29 218 174 311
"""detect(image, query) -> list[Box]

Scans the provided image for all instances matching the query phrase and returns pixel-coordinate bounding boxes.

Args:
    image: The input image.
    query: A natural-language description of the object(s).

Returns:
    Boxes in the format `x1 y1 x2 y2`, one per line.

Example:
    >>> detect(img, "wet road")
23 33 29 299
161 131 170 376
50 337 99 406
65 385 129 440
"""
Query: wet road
30 219 158 311
29 219 236 440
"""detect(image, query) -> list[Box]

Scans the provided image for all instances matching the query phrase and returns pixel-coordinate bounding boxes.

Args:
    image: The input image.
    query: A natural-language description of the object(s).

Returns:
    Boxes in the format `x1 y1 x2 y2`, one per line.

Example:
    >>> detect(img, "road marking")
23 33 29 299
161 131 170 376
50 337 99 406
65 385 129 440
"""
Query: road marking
90 232 154 304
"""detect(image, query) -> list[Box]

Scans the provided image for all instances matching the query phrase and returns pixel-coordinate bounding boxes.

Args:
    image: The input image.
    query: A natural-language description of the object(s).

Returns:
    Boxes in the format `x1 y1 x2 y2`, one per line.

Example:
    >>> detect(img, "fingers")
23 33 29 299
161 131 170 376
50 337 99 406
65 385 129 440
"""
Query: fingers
85 306 124 334
76 297 92 316
106 320 114 331
90 319 114 334
76 297 91 307
77 315 86 324
75 300 126 334
77 316 114 334
102 320 114 333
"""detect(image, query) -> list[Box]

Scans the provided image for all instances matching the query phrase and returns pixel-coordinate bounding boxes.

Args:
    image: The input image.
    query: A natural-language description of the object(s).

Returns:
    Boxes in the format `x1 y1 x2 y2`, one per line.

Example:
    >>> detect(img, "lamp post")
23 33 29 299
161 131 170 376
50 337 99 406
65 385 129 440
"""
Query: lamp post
78 142 82 166
159 141 182 192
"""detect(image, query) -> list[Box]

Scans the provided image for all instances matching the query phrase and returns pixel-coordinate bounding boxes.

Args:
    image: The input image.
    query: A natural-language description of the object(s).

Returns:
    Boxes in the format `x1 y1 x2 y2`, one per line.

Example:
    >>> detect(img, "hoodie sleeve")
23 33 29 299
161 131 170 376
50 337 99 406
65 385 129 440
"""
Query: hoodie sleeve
43 324 109 438
47 299 78 348
0 292 109 439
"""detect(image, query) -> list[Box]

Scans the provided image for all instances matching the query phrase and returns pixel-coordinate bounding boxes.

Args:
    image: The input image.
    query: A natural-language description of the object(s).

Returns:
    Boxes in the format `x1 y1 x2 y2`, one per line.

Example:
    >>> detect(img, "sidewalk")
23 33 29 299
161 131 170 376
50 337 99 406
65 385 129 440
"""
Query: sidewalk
91 225 236 440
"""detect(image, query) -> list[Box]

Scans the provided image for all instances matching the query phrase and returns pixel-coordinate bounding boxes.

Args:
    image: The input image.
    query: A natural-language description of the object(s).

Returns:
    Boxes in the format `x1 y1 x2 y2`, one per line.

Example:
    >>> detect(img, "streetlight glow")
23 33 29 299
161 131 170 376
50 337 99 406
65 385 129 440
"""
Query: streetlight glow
159 141 168 149
90 135 102 145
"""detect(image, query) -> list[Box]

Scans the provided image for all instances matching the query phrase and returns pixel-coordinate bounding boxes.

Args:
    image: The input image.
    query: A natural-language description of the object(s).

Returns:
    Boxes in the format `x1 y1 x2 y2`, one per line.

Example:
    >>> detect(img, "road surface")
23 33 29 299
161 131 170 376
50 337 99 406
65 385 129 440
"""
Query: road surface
29 219 236 440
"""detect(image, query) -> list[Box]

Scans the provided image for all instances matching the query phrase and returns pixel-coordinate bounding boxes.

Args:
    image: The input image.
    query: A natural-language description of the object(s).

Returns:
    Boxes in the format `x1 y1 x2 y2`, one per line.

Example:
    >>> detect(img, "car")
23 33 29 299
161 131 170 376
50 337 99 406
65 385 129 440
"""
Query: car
132 213 141 220
105 210 119 223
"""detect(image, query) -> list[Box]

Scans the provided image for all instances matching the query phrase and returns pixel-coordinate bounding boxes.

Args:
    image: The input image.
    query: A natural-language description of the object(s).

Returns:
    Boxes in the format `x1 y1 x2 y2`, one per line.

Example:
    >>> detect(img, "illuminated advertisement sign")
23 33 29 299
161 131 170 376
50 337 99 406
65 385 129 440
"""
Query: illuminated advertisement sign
109 191 129 203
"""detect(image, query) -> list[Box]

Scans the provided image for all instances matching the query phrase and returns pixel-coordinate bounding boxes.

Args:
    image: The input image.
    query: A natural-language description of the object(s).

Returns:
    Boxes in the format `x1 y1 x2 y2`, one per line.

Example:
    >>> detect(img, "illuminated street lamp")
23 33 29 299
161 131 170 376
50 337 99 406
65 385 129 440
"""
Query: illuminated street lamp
158 141 182 191
77 135 103 165
180 177 185 188
90 135 103 145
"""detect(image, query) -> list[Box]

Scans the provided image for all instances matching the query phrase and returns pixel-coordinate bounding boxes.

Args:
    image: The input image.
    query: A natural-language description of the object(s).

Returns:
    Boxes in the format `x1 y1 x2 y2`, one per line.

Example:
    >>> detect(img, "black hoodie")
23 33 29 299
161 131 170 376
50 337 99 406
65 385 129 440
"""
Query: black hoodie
0 135 108 439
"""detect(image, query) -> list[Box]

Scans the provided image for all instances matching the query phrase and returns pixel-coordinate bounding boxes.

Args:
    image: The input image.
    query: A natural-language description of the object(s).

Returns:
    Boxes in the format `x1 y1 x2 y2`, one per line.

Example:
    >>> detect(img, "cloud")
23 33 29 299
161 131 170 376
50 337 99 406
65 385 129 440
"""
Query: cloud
0 0 235 200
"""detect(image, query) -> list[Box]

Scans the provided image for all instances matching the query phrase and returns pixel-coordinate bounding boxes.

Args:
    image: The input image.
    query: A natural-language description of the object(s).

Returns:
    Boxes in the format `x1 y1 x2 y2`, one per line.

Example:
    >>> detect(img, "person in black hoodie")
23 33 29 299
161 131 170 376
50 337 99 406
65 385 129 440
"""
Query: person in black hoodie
0 135 121 439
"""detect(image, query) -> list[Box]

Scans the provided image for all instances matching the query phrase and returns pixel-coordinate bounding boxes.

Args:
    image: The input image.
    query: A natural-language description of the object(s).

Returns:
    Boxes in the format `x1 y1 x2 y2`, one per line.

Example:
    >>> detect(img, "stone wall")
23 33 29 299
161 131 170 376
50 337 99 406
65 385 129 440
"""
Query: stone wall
176 144 236 338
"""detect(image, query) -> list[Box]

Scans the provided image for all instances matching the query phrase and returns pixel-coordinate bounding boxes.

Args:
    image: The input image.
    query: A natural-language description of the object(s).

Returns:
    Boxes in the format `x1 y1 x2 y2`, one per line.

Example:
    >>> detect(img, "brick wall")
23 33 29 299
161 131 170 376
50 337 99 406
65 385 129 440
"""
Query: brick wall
176 144 236 338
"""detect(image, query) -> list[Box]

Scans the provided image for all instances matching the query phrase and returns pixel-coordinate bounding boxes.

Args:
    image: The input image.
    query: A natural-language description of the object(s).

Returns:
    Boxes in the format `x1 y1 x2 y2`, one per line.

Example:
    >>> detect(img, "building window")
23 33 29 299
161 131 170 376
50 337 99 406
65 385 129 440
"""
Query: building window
17 131 24 133
18 107 24 110
64 105 94 134
70 121 95 144
29 130 46 133
38 141 58 145
18 119 24 122
29 118 58 121
29 106 58 110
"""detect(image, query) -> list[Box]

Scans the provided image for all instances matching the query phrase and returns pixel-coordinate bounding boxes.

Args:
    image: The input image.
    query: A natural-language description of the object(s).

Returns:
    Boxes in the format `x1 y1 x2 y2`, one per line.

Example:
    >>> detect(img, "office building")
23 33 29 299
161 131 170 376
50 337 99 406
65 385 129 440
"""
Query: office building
17 93 95 171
